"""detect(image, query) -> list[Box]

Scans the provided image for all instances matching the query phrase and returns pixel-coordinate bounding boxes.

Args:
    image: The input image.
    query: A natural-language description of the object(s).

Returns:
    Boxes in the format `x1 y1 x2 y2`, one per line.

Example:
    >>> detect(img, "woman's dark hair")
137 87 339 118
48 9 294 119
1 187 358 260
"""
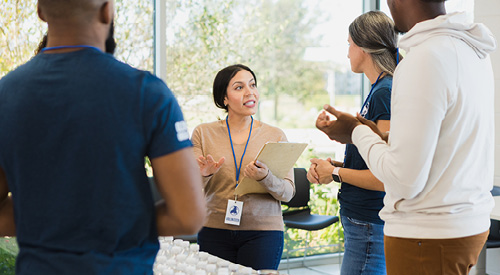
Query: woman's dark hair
213 64 257 112
35 34 48 55
349 11 402 76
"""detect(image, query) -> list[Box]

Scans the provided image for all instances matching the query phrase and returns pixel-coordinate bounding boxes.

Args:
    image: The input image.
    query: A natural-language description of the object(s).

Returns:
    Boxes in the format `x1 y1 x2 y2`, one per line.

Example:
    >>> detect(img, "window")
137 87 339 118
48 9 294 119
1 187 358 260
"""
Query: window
163 0 363 166
0 2 45 77
115 0 154 71
163 0 365 256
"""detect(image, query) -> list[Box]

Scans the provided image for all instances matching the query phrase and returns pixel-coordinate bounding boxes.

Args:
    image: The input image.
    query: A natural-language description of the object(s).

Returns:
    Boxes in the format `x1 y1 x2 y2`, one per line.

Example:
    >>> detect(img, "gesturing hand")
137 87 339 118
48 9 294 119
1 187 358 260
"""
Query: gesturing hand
244 160 269 181
356 113 389 142
316 104 361 144
197 155 225 177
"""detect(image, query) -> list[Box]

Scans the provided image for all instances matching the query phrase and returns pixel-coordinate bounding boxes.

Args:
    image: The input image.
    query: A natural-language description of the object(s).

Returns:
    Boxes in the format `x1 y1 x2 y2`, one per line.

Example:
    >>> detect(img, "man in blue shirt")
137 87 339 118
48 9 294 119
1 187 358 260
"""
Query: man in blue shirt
0 0 206 274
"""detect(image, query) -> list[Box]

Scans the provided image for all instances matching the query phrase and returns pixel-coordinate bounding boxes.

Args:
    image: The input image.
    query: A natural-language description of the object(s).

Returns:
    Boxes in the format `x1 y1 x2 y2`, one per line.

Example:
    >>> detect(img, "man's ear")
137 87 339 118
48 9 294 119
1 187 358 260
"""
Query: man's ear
99 1 113 24
37 4 47 22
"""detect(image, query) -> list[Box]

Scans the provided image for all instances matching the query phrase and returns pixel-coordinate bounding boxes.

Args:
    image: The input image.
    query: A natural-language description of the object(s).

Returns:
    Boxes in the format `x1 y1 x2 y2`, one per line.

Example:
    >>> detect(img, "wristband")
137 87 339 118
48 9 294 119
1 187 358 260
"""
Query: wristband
332 167 342 183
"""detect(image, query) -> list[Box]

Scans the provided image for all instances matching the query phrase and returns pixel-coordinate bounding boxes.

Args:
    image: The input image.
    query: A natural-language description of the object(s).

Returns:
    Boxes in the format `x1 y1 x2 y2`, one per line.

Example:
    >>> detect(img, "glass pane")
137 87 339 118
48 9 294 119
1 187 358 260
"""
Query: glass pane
115 0 154 71
0 2 45 77
165 0 363 257
165 0 362 162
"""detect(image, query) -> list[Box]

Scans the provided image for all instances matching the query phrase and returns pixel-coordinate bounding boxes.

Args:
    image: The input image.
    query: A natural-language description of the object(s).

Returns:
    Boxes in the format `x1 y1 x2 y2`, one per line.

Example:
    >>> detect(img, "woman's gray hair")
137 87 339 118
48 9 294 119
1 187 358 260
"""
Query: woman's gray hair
349 11 401 76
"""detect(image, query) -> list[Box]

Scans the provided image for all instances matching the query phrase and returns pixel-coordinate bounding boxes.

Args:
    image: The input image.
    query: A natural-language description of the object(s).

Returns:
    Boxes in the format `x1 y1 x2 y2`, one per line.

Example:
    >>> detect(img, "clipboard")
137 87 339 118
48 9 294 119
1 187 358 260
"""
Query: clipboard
234 142 308 195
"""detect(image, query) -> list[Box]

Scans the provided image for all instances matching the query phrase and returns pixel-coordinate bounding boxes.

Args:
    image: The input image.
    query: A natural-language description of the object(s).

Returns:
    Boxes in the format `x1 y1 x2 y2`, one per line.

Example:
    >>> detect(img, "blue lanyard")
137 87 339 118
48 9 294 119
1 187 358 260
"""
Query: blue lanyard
226 116 253 186
41 45 102 53
360 72 384 115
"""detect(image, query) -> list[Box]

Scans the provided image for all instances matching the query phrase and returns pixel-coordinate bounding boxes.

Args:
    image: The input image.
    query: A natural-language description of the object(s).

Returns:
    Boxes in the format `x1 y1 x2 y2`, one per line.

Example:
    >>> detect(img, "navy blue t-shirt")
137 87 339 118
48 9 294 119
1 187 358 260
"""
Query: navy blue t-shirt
338 76 392 225
0 48 192 274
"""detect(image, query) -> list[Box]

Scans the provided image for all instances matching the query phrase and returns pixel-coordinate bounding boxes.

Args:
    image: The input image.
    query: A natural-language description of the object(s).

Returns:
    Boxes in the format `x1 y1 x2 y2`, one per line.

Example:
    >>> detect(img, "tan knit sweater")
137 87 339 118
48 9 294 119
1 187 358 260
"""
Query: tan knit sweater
191 119 295 231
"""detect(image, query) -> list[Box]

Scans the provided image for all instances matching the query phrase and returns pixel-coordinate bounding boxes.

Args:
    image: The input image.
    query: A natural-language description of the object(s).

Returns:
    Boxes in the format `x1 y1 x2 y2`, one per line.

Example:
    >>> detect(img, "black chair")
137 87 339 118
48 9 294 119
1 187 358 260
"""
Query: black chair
281 168 340 270
475 186 500 274
488 219 500 247
488 186 500 248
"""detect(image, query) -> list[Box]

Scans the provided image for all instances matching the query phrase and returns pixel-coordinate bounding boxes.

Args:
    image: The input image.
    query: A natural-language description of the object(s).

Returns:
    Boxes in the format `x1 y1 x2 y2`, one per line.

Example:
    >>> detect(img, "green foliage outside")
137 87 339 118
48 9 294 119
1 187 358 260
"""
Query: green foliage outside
164 0 332 129
162 0 348 258
0 237 18 275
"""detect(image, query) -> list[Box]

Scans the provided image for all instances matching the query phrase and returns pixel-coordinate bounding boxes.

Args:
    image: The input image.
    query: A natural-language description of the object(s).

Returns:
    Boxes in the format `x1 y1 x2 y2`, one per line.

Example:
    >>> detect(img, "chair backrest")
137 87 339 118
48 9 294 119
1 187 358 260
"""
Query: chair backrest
490 219 500 241
282 168 310 208
488 187 500 241
148 177 162 203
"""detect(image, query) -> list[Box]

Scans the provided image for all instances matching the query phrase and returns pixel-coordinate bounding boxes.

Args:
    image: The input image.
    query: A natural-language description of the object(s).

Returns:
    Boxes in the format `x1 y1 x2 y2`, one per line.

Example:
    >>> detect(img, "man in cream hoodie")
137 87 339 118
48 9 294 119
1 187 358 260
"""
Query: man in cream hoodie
315 0 496 274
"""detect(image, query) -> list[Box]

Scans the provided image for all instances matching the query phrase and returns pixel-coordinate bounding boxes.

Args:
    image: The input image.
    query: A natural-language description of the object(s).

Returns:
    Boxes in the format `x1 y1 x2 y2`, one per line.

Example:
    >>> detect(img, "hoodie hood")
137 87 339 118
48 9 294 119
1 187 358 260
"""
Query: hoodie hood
399 12 496 59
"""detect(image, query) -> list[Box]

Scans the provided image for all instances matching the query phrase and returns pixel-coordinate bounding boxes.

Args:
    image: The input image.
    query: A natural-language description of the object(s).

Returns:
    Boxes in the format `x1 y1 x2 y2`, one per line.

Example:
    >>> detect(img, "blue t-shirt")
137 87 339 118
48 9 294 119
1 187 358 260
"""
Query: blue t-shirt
338 76 392 225
0 48 192 274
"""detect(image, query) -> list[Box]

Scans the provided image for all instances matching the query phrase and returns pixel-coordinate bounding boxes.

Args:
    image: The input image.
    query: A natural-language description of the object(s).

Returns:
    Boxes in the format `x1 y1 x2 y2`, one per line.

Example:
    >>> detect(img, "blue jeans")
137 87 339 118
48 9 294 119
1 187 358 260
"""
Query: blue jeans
197 227 284 270
340 215 386 275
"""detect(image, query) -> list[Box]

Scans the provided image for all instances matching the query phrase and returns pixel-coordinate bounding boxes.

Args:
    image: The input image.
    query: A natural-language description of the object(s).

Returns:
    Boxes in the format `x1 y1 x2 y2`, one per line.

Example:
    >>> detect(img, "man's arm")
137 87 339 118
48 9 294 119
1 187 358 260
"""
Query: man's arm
353 56 447 199
316 104 361 144
151 147 206 236
0 167 15 236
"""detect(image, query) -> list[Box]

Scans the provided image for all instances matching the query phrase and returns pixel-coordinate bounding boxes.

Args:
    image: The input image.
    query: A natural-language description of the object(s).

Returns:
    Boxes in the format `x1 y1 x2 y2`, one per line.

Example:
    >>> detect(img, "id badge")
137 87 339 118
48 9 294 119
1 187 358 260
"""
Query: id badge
224 199 243 226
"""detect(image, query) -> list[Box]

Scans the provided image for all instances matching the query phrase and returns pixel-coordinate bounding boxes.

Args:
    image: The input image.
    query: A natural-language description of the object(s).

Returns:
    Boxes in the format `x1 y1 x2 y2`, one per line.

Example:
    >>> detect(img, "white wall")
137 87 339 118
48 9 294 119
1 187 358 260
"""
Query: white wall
474 0 500 188
475 1 500 273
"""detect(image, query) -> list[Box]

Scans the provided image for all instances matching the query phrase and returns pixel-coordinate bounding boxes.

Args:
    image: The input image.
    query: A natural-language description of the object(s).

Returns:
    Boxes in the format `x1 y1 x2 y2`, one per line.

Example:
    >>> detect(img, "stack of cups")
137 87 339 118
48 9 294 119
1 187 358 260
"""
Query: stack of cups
154 236 263 275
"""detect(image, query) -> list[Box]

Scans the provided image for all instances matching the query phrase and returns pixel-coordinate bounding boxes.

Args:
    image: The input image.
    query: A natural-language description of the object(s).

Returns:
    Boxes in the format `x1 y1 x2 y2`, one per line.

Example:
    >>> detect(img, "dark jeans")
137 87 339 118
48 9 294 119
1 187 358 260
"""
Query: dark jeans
197 227 284 270
340 215 386 275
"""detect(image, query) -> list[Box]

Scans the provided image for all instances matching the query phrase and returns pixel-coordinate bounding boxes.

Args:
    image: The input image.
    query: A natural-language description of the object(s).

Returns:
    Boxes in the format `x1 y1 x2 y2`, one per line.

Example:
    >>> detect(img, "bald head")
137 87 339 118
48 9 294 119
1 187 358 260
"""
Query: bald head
37 0 114 53
387 0 446 33
38 0 107 23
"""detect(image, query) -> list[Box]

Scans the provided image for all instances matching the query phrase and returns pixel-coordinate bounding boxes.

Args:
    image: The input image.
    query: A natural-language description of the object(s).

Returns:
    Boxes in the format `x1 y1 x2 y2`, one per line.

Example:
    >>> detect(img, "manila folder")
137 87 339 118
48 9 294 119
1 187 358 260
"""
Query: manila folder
234 142 307 196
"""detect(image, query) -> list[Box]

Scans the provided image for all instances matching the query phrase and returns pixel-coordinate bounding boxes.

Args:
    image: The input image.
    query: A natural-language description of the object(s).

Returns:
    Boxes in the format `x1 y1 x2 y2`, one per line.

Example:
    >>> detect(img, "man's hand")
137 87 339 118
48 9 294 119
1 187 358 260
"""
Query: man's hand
316 104 361 144
308 158 336 184
356 113 389 142
197 155 225 177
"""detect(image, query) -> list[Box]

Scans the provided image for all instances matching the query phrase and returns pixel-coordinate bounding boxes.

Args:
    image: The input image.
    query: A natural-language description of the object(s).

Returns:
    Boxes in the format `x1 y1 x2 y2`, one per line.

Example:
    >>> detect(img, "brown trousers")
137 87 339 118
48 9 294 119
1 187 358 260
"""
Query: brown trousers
384 231 488 275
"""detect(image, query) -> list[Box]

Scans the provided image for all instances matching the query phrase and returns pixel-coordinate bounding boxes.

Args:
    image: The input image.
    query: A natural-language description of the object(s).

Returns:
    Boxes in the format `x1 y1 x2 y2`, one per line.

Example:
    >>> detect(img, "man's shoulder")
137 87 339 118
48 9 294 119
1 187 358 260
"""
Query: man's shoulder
99 56 170 97
0 56 39 85
404 35 459 63
98 54 154 79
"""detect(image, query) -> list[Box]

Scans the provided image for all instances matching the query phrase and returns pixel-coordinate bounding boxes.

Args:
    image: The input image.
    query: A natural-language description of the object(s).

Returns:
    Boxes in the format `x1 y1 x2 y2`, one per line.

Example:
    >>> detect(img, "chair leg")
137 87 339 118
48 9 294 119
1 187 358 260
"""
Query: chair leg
302 231 310 266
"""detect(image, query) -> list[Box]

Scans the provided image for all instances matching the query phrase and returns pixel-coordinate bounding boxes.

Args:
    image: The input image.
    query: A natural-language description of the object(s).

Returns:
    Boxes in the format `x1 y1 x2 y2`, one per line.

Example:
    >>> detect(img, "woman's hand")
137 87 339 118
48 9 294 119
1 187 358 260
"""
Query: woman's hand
244 160 269 181
197 155 225 177
308 158 335 184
